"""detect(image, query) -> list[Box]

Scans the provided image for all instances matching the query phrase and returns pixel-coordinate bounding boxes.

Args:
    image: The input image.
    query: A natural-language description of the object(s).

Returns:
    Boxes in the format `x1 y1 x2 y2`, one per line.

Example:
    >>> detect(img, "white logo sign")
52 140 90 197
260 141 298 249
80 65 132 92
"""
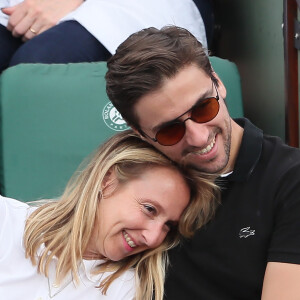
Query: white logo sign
102 102 130 132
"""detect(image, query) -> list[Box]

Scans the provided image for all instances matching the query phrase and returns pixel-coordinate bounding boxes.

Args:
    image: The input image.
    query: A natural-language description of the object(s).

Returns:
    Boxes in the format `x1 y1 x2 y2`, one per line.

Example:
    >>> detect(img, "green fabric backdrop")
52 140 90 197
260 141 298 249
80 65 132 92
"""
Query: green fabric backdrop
0 58 243 201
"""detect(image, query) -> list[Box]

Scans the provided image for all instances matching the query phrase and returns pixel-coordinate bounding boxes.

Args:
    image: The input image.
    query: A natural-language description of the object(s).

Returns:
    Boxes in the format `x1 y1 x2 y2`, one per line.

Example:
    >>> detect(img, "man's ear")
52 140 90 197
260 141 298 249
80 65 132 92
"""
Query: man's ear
212 71 227 100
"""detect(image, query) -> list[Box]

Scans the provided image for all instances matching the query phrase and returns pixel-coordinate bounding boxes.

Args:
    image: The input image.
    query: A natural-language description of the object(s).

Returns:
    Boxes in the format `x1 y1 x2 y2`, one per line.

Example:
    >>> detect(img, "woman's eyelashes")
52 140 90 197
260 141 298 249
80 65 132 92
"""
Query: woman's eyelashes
143 204 157 216
137 199 178 232
135 197 157 217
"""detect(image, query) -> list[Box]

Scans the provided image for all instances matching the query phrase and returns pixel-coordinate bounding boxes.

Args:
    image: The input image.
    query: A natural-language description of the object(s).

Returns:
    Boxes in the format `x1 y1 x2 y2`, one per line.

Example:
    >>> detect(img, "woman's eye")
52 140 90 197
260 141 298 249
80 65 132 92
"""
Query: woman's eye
143 204 157 215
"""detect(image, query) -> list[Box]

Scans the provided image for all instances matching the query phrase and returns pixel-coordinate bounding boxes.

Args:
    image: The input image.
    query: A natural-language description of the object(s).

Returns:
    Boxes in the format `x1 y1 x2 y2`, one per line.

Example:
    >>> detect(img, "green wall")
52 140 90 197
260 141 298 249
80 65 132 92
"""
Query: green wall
214 0 286 139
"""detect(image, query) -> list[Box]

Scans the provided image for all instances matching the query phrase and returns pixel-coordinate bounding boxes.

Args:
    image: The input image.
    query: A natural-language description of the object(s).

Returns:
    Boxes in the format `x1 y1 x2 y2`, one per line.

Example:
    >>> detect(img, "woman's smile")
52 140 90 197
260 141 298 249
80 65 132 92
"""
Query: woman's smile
122 230 137 251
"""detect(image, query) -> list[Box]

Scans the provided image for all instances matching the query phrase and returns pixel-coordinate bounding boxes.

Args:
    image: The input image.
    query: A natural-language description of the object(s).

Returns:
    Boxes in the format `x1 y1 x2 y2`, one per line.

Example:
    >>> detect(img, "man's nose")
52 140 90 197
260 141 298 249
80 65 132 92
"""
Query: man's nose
184 119 210 147
142 222 167 249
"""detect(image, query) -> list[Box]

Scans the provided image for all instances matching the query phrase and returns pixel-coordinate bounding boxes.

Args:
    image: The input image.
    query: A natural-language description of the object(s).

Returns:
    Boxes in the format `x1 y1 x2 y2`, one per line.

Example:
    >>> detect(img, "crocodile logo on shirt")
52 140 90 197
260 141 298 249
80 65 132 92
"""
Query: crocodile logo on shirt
239 227 255 238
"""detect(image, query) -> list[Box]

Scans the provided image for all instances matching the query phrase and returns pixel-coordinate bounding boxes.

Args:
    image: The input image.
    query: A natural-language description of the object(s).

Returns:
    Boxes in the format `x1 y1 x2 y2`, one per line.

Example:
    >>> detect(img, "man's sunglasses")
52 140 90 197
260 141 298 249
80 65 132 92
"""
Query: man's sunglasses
141 81 219 146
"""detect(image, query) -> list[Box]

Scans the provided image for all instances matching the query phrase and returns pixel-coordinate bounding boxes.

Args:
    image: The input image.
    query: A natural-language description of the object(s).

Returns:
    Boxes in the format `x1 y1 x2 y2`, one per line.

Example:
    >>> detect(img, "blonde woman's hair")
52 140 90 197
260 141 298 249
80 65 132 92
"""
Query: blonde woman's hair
24 130 219 300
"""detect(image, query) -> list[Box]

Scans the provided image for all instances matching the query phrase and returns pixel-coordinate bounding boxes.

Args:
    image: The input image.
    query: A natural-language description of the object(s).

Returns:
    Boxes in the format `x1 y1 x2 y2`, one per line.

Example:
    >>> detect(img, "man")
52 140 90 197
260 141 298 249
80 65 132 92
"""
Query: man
105 26 300 299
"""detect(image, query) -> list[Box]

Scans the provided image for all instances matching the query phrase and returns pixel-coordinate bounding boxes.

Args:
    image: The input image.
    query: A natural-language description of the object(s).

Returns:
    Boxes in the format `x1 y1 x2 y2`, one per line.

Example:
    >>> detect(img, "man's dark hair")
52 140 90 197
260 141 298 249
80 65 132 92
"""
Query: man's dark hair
106 26 216 129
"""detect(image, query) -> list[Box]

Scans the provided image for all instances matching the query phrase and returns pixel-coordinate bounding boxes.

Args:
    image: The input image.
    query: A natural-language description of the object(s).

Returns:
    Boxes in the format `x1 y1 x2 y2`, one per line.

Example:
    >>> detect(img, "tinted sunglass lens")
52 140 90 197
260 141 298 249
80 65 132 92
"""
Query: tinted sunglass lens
156 123 186 146
155 97 219 146
192 98 219 123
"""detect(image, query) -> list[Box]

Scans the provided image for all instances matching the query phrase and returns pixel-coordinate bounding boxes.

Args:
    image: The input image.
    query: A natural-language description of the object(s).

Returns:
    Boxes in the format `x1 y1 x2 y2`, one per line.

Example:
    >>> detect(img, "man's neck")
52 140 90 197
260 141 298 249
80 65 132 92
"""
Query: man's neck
223 119 244 174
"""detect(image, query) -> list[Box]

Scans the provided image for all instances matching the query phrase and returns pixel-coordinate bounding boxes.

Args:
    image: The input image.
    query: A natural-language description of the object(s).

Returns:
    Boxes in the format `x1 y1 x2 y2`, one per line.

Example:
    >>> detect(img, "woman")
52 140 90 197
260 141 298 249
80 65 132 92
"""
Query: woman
0 131 218 299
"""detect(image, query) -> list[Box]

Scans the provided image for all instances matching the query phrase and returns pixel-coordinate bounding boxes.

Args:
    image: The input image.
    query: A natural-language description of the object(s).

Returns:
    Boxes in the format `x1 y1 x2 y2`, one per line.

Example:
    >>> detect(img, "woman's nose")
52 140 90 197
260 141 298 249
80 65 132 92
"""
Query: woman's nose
142 222 167 249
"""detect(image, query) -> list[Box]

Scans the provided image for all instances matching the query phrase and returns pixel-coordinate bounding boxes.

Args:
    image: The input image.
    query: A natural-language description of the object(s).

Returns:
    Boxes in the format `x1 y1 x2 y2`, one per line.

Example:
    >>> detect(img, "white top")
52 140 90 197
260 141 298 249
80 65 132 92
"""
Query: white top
0 0 207 52
0 0 20 26
60 0 207 53
0 196 135 300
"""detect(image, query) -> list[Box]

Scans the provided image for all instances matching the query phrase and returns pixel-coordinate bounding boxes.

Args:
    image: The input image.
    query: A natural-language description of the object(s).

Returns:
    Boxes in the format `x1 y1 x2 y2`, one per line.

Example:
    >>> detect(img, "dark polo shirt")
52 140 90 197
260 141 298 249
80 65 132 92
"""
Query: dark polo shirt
164 118 300 300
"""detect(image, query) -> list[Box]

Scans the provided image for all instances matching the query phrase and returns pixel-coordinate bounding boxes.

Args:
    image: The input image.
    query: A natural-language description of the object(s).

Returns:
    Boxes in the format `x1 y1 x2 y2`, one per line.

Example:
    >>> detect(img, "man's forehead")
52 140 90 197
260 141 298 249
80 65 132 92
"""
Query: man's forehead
134 67 213 131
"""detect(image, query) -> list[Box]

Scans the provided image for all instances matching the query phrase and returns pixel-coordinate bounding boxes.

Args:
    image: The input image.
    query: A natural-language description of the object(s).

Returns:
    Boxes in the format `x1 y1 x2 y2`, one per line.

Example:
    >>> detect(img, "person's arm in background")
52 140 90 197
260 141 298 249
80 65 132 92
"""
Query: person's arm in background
1 0 83 41
261 161 300 300
261 262 300 300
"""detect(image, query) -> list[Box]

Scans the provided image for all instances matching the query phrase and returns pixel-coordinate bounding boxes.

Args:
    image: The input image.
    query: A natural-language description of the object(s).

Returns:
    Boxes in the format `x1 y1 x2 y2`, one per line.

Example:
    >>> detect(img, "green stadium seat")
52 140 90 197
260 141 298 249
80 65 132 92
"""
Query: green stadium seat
0 58 243 202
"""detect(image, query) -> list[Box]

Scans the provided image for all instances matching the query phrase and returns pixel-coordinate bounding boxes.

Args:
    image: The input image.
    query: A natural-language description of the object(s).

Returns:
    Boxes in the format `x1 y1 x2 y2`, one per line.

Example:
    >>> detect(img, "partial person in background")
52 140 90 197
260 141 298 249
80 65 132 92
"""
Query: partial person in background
0 131 218 300
0 0 214 73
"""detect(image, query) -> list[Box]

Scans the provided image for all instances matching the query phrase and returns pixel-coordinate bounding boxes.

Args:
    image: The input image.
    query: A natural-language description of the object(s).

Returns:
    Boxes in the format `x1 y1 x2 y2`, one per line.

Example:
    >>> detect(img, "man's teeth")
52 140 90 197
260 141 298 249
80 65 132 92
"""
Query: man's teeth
123 231 137 248
199 137 216 154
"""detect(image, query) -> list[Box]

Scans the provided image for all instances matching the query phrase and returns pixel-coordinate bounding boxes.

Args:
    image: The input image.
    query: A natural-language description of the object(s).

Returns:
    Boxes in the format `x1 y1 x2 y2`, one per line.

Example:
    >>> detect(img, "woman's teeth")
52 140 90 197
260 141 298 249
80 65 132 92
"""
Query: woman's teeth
123 231 136 248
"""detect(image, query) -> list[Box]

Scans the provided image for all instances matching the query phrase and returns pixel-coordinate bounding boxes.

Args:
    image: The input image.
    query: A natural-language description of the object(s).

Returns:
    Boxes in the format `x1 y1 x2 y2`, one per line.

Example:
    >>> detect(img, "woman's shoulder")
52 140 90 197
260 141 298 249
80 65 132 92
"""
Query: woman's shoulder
0 195 28 207
0 196 30 257
0 195 29 221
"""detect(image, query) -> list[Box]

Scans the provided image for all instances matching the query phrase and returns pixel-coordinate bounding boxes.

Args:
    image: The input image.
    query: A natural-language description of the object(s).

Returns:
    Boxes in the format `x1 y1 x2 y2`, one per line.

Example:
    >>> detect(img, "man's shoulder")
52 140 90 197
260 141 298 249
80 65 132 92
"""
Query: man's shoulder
262 133 299 151
261 134 300 170
237 118 300 177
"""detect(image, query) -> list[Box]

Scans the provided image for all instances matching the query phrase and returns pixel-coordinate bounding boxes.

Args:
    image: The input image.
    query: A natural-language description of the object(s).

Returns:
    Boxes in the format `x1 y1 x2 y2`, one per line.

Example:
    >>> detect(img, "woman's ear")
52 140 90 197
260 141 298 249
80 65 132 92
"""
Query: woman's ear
101 168 118 197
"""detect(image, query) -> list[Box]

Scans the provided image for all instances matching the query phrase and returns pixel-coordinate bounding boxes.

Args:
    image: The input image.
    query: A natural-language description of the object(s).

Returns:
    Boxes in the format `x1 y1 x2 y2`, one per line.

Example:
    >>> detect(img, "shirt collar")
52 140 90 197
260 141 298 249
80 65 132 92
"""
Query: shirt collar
227 118 263 182
47 259 105 297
